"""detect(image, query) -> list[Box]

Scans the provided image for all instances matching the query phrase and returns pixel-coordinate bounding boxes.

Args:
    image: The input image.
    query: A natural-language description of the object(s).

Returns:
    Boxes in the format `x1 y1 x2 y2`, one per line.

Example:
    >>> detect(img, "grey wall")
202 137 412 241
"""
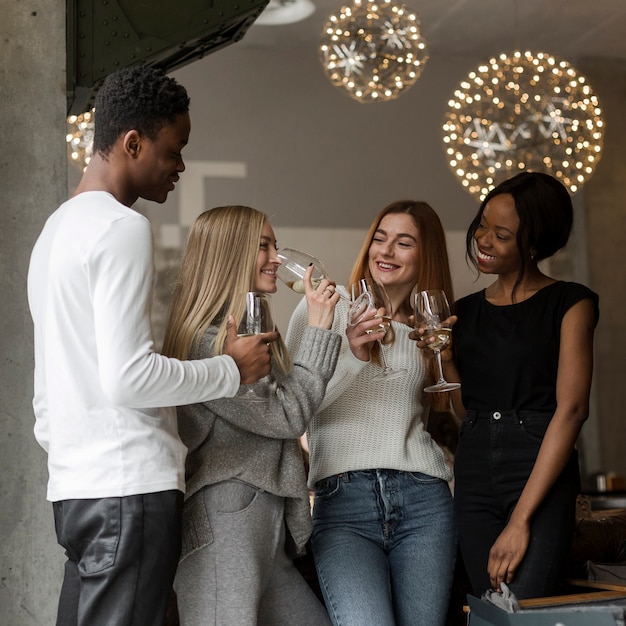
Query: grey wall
154 45 487 231
579 58 626 484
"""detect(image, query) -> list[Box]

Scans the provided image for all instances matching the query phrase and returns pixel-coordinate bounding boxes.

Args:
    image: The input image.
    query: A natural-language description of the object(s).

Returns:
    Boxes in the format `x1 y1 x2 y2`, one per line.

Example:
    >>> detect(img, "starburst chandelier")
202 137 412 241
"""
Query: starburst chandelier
66 109 95 171
442 50 605 201
319 0 429 103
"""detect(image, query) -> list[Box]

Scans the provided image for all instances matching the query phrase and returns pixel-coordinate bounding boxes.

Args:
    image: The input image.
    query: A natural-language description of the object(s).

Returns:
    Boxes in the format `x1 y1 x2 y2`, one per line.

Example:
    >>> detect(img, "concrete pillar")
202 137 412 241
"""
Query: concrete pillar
0 1 66 622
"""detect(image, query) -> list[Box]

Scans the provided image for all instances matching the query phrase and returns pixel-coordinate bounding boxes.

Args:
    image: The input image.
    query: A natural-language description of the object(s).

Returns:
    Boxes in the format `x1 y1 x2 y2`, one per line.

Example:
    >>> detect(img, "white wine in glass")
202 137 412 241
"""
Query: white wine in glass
277 248 349 300
413 290 461 393
236 292 275 402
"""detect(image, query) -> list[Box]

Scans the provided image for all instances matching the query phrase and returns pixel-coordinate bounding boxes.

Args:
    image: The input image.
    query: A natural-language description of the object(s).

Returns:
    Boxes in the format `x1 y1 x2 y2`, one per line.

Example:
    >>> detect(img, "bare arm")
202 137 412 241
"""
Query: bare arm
487 298 596 590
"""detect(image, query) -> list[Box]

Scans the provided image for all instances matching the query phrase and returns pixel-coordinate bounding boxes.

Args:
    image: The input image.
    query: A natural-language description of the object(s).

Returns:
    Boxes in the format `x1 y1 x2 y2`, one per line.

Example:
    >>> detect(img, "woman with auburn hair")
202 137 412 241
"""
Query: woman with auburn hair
163 205 341 626
286 200 457 626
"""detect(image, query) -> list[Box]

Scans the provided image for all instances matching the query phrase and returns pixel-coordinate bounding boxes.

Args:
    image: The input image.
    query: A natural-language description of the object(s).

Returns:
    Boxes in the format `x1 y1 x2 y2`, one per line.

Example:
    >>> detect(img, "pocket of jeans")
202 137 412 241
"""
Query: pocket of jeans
459 418 475 437
407 471 442 485
519 416 550 443
313 474 341 499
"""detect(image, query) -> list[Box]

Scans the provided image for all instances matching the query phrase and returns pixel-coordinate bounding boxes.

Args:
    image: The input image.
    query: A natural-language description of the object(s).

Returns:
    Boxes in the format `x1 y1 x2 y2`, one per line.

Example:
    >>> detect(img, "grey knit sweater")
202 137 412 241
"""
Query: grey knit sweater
178 324 341 561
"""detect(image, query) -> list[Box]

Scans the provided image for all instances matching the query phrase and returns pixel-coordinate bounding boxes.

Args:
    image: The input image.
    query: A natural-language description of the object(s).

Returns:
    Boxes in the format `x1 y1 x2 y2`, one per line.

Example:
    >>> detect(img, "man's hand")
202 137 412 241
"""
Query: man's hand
223 316 279 384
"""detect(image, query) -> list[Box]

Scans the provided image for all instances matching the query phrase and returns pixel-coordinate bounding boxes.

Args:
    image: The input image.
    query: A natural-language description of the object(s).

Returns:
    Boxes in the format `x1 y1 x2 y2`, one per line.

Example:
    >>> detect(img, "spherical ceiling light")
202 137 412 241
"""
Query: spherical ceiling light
66 109 95 171
319 0 429 103
442 50 605 201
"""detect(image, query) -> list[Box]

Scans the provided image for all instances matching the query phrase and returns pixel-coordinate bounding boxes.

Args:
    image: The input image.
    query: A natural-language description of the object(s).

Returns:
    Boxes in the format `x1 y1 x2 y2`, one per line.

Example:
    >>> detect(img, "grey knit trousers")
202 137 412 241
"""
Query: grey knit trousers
174 480 331 626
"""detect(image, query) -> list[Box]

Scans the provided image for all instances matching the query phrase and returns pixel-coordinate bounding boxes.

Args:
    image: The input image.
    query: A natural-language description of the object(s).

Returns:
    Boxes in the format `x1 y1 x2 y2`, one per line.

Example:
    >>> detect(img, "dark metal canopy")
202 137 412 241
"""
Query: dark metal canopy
67 0 269 115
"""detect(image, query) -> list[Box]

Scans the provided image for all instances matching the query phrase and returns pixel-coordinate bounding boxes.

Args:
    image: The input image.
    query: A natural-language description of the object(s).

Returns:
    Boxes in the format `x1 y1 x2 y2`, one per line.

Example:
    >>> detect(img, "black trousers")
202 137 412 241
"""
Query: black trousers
53 490 183 626
454 410 580 599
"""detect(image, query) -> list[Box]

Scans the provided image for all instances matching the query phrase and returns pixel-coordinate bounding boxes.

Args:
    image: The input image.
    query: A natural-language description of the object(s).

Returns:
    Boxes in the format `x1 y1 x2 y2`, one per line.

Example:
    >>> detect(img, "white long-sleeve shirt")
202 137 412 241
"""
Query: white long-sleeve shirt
27 191 240 501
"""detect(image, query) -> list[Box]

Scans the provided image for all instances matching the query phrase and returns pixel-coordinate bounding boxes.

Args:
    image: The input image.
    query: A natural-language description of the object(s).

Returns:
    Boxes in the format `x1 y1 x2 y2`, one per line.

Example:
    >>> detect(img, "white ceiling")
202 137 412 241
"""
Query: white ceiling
244 0 626 64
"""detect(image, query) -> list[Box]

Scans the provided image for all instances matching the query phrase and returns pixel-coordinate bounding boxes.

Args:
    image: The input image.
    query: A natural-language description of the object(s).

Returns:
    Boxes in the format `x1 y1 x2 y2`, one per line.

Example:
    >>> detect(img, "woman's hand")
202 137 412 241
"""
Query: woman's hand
346 306 386 362
304 264 340 330
408 314 457 363
487 519 531 590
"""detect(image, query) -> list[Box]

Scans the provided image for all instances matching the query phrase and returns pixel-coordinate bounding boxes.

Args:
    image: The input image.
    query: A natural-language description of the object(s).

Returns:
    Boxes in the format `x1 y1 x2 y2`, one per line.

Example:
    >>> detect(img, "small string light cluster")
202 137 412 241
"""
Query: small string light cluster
442 50 604 201
319 0 429 103
66 109 95 171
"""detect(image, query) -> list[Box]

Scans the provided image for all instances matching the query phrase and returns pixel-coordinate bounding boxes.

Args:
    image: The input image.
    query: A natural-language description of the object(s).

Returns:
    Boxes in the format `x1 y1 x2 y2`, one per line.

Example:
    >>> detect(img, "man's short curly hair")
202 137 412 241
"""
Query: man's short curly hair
93 66 190 157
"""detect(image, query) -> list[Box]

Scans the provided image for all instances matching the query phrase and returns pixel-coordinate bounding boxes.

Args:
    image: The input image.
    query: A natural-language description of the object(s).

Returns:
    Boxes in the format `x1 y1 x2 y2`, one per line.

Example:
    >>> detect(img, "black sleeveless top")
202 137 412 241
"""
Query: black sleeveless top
453 281 599 412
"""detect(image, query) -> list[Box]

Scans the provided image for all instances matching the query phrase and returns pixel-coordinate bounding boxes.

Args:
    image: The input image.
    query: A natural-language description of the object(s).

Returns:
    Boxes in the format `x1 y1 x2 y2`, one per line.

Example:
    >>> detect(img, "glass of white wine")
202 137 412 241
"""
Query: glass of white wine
413 290 460 393
276 248 349 300
236 291 275 403
349 279 405 381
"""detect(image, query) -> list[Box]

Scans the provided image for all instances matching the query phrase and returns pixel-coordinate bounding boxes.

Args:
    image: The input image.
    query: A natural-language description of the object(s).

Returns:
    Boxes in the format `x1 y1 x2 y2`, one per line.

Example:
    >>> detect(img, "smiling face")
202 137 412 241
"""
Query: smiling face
367 212 420 295
254 220 280 293
133 112 190 204
474 192 521 276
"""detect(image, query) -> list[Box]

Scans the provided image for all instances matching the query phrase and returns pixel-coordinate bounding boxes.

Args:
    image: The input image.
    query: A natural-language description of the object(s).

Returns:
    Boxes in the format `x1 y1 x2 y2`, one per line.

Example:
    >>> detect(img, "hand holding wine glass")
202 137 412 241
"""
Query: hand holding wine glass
234 292 277 402
413 290 460 393
300 264 341 330
224 315 277 385
349 279 405 381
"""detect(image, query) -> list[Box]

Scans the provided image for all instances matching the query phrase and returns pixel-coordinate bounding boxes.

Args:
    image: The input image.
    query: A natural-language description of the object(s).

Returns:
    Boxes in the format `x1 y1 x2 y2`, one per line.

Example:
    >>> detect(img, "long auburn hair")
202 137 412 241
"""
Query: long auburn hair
349 199 455 311
162 205 290 373
348 200 455 404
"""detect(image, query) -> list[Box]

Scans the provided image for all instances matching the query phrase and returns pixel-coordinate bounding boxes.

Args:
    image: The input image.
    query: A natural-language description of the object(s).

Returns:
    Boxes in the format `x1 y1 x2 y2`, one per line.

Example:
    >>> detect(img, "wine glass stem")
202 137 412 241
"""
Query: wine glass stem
378 340 391 371
434 350 446 384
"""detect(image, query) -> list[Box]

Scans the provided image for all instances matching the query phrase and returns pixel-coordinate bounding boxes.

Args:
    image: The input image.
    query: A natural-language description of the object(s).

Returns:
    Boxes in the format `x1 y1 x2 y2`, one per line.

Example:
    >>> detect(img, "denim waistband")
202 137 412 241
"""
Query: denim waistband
465 409 553 421
341 468 406 477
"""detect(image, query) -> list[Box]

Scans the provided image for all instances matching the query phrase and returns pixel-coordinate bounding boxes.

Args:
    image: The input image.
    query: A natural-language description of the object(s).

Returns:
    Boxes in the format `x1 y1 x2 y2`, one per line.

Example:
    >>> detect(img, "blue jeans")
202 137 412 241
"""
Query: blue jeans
311 470 456 626
454 410 580 599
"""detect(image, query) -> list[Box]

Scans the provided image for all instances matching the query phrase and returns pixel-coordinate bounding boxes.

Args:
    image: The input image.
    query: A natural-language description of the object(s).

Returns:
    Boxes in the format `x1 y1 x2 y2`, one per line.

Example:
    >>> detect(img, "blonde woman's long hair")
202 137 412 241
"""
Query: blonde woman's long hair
162 205 290 373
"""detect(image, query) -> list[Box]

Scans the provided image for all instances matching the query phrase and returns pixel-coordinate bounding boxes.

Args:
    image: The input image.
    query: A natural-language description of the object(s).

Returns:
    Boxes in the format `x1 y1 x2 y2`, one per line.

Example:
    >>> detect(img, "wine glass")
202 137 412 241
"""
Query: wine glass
236 291 275 402
276 248 349 300
413 290 461 393
349 279 405 381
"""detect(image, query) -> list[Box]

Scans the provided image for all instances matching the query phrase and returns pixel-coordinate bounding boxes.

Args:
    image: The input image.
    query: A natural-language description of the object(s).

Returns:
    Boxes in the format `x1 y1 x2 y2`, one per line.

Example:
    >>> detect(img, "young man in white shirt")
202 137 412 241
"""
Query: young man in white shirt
27 65 277 626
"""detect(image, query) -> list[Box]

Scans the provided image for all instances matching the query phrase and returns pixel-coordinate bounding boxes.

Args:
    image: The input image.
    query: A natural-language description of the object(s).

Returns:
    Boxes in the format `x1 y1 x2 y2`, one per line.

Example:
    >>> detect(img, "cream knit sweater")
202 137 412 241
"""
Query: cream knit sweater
285 288 451 488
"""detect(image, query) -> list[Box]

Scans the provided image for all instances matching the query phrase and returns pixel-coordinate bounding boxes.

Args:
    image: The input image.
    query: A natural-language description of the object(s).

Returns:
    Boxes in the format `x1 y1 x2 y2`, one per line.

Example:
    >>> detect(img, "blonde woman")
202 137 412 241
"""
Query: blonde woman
162 205 341 626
